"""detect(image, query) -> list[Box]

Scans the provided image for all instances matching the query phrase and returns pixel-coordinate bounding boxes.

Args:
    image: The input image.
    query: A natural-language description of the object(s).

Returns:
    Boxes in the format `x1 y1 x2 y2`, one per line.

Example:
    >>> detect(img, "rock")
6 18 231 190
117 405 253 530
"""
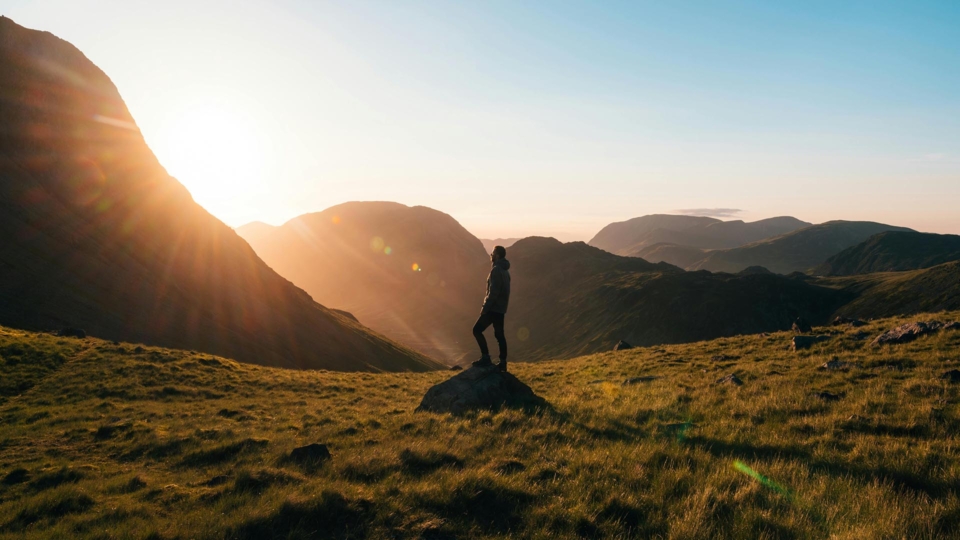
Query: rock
623 376 658 385
134 346 144 353
832 316 866 327
613 340 633 351
814 391 842 401
792 335 831 351
449 365 462 371
872 321 944 346
287 443 331 467
818 359 851 370
416 365 547 415
716 374 743 386
941 370 960 383
57 327 86 338
946 322 960 331
792 317 812 334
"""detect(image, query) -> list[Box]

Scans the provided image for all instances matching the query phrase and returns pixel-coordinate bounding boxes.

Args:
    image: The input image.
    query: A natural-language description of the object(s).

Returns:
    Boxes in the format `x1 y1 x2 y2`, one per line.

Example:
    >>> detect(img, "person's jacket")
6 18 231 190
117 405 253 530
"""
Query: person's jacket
482 258 511 314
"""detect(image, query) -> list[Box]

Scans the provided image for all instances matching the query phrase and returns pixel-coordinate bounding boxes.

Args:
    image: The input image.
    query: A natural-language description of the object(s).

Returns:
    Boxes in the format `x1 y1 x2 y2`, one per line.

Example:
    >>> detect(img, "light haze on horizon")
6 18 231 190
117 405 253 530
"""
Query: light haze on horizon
3 0 959 241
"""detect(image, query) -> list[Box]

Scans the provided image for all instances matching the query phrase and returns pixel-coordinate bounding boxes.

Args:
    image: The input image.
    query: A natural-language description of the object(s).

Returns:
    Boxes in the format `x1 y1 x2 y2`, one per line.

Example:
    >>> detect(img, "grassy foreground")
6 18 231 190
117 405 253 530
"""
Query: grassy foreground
1 313 960 539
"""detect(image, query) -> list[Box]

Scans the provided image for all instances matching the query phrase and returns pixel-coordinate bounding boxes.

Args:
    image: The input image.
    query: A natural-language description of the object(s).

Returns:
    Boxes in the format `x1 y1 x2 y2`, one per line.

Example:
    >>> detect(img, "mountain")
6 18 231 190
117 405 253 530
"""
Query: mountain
689 221 914 275
480 238 521 252
631 242 708 269
589 214 810 255
824 261 960 319
234 221 279 248
0 17 440 372
502 237 848 361
237 202 490 362
811 231 960 276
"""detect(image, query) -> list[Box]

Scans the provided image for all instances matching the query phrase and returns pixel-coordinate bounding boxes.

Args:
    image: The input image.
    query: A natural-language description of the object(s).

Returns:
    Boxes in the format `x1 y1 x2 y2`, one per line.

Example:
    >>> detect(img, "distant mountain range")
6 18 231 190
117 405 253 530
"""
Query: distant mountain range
237 202 489 363
812 231 960 276
615 218 913 275
589 215 811 255
0 17 440 372
480 238 521 253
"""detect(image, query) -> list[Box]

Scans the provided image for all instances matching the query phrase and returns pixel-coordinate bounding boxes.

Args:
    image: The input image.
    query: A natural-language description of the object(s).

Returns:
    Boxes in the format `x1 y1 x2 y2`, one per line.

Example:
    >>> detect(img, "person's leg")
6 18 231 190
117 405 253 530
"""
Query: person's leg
472 312 493 360
492 313 507 362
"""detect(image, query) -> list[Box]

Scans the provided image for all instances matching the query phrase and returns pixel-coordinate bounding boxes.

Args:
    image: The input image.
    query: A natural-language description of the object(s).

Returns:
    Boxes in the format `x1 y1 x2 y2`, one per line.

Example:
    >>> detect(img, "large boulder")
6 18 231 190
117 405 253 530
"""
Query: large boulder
872 321 950 346
416 365 547 415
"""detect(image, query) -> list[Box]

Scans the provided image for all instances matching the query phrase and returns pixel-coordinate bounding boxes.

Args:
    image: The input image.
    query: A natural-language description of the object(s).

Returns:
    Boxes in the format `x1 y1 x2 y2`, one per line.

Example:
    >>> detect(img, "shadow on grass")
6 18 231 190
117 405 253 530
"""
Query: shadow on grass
179 438 268 468
229 490 372 540
421 476 534 535
686 435 960 498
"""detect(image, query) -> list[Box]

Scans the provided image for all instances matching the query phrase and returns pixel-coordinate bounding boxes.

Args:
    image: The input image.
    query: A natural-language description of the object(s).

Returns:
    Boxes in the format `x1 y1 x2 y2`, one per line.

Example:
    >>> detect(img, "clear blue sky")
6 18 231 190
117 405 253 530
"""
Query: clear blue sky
3 0 959 239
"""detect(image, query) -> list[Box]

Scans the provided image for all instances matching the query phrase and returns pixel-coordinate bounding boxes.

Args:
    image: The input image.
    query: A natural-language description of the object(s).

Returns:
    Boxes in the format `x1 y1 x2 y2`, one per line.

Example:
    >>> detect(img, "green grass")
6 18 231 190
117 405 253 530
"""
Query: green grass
1 314 960 539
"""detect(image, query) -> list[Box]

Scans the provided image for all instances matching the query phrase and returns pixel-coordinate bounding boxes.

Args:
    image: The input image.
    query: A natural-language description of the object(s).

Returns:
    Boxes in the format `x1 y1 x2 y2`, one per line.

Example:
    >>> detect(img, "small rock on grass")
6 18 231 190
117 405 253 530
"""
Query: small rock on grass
716 374 743 386
819 359 852 370
623 376 658 385
815 391 842 401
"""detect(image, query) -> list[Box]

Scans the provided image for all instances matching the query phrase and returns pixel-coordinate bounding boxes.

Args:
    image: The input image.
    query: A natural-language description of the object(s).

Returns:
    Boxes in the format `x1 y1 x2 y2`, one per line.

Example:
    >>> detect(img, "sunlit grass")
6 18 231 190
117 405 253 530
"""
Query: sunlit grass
1 313 959 538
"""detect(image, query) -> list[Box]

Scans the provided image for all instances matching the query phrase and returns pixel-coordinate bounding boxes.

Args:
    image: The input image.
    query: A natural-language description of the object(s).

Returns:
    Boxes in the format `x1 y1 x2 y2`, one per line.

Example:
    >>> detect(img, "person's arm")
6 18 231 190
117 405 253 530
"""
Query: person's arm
483 268 502 309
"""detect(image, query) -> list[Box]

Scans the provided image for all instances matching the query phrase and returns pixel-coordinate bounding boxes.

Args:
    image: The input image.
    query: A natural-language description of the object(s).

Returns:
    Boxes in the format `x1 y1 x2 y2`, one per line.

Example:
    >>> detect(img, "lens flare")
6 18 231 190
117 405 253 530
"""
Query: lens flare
331 215 340 224
517 327 530 341
384 246 392 255
733 460 792 498
411 263 420 271
370 237 384 252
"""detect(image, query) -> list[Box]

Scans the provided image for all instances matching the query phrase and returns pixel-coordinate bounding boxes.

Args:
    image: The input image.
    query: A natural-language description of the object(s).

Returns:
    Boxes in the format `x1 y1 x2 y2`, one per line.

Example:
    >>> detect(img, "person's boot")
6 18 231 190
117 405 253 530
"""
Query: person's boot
497 359 508 372
471 355 493 367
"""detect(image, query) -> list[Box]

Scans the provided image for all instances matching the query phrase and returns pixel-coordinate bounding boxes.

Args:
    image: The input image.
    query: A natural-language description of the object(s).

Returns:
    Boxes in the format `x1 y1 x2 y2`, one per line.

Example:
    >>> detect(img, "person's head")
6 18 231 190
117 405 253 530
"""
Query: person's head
491 245 506 262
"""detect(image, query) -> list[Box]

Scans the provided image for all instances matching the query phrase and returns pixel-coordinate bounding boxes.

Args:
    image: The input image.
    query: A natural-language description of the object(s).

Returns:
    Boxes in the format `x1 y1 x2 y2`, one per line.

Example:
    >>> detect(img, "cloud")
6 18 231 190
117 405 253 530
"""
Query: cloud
673 208 742 218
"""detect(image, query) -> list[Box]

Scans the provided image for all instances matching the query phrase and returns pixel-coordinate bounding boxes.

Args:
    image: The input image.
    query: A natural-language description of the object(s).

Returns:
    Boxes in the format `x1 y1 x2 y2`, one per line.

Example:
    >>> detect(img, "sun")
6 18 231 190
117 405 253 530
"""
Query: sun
147 96 269 214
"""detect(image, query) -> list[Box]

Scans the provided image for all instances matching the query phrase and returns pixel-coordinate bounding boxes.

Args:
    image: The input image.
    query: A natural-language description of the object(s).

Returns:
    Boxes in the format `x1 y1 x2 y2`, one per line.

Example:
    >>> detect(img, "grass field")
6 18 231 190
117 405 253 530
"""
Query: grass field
1 313 960 539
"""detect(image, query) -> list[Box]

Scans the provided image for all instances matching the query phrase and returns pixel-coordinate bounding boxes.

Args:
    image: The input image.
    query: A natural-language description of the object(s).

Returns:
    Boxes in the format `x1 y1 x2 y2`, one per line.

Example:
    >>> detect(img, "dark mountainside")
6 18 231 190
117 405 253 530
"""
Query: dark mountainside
589 214 810 255
812 231 960 276
0 18 440 372
502 237 849 361
237 202 489 363
688 221 914 274
480 238 521 252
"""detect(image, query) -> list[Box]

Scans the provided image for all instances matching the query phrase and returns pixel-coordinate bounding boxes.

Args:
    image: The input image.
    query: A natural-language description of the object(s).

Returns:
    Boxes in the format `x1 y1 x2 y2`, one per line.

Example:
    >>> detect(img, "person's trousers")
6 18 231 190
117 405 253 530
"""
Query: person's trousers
473 311 506 360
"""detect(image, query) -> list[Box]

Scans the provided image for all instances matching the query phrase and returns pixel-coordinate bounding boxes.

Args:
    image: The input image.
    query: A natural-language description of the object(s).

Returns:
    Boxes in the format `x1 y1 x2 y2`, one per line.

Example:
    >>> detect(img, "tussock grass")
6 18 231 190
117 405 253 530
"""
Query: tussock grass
1 315 960 538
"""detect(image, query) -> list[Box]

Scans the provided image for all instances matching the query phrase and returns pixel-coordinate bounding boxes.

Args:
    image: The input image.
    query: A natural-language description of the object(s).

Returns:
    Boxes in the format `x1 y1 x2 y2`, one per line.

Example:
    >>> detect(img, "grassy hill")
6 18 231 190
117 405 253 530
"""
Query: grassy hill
812 231 960 276
0 18 437 372
2 313 960 539
589 215 809 255
237 202 489 363
689 221 913 275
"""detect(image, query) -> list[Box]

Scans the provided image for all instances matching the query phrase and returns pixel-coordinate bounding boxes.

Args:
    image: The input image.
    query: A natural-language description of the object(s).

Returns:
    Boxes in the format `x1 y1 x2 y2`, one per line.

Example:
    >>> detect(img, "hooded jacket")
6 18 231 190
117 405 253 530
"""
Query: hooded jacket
482 258 511 314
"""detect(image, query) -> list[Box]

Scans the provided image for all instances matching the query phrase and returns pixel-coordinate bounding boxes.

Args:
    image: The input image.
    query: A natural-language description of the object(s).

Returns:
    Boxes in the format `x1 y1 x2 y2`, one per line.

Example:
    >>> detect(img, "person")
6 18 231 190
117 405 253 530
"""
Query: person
472 245 511 371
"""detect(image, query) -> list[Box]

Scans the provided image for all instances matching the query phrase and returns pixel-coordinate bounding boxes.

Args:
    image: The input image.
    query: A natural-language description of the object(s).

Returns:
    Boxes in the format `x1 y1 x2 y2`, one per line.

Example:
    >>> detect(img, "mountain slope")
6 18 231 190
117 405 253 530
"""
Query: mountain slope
0 17 440 372
503 238 848 361
631 242 708 268
237 202 489 362
589 215 810 255
690 221 914 274
823 261 960 319
812 231 960 276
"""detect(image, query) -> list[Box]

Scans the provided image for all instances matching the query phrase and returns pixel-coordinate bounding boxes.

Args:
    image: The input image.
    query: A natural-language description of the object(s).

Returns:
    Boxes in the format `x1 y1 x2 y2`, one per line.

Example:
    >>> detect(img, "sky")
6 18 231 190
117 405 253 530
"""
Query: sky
3 0 959 241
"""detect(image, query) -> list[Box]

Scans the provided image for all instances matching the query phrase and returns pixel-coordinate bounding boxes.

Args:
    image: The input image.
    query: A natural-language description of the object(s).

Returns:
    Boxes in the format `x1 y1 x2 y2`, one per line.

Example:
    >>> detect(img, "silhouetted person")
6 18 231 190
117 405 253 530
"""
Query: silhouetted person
472 245 511 371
